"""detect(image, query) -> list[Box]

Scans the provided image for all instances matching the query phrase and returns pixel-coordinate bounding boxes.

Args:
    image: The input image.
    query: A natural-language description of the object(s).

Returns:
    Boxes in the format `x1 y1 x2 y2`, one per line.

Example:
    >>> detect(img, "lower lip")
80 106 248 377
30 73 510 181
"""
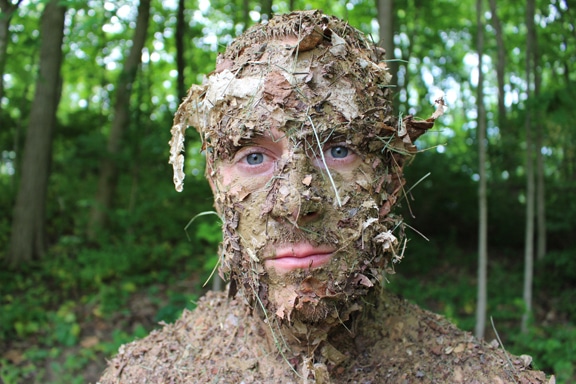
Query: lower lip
264 253 333 274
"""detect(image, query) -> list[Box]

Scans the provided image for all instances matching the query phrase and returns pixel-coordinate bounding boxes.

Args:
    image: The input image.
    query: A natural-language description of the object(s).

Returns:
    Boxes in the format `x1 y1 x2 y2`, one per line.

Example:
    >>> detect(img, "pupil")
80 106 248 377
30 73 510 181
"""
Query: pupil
330 146 348 158
247 153 263 165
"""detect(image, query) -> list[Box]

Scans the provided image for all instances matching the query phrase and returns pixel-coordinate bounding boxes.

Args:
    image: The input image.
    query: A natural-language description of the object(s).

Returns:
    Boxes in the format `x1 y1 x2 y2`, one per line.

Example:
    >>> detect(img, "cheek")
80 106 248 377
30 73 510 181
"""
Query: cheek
219 164 235 187
333 160 375 195
218 162 274 193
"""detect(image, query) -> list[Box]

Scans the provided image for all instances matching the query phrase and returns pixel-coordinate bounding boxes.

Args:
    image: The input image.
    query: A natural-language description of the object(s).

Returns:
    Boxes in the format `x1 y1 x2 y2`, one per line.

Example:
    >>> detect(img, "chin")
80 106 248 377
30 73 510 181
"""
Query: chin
292 299 334 323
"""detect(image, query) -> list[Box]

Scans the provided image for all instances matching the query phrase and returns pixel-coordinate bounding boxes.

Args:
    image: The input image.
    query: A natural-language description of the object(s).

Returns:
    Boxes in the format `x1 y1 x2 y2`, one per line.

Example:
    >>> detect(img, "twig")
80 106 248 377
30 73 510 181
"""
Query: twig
184 210 222 241
490 316 519 384
306 111 342 207
403 222 429 242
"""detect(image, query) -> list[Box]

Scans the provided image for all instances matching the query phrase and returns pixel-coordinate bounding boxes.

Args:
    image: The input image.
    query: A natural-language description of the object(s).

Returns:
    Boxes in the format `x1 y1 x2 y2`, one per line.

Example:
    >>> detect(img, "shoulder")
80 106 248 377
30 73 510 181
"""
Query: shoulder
350 291 550 384
97 290 270 383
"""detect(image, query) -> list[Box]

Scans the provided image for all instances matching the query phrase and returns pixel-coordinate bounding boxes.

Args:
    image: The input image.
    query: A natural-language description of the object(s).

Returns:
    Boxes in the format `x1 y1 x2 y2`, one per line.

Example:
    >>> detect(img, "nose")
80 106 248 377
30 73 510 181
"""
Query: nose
270 157 323 226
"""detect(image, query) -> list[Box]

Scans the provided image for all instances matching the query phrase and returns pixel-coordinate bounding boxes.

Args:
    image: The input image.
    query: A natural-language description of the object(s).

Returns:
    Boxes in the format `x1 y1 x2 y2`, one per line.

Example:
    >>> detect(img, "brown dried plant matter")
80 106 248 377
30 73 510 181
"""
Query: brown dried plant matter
98 290 550 384
99 10 557 384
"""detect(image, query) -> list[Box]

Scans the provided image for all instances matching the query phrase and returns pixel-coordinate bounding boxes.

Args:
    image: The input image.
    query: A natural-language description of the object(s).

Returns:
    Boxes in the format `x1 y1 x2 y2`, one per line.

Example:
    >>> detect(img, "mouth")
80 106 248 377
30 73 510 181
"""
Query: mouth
264 243 335 274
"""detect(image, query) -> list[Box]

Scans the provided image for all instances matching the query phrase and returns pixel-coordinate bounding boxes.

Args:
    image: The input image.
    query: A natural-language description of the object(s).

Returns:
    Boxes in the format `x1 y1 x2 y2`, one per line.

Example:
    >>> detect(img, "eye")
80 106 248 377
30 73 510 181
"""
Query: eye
246 152 264 165
329 146 349 159
311 142 359 171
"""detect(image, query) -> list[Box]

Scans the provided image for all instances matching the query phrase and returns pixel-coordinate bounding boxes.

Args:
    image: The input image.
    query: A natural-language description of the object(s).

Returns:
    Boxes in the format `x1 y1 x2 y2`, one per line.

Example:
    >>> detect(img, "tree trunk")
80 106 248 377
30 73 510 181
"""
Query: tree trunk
376 0 396 86
397 1 417 113
487 0 506 131
522 0 536 334
87 0 151 240
0 0 22 104
7 0 65 266
242 0 250 31
176 0 186 100
533 17 546 261
260 0 272 22
474 0 488 340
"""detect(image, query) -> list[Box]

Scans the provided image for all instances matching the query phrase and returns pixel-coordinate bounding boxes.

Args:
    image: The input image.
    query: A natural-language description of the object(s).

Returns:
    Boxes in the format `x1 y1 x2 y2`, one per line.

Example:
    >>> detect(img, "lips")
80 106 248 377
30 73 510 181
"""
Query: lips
264 243 335 274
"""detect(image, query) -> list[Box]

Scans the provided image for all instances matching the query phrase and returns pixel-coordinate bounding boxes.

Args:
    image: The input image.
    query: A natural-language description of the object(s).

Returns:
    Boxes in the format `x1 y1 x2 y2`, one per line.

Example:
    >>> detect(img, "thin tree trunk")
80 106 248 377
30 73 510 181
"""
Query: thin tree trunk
488 0 506 131
397 0 417 114
474 0 488 340
1 0 23 189
533 20 546 261
7 0 66 266
522 0 536 334
376 0 396 86
176 0 186 100
0 0 22 102
260 0 272 22
87 0 151 240
242 0 250 31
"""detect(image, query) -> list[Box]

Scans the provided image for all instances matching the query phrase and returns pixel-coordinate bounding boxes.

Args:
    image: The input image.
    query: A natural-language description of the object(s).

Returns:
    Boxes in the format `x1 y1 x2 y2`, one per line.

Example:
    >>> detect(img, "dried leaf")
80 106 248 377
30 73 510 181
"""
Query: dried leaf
81 335 100 348
329 33 347 57
353 273 373 287
362 217 378 230
3 349 24 364
453 343 466 354
430 96 446 120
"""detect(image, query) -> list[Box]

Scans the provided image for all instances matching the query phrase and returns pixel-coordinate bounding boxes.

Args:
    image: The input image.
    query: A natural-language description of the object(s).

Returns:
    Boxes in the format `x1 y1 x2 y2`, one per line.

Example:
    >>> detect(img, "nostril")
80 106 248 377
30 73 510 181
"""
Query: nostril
297 209 320 224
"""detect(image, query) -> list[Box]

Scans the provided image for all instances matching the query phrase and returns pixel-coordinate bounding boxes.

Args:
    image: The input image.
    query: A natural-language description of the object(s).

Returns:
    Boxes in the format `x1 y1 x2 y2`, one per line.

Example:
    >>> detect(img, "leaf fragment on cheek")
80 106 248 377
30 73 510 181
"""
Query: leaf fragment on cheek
246 248 260 262
302 174 313 186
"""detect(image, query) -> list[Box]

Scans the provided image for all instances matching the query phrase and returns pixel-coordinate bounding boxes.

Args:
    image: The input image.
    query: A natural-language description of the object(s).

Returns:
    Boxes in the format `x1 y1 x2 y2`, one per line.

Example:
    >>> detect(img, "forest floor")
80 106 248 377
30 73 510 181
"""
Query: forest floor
1 243 574 383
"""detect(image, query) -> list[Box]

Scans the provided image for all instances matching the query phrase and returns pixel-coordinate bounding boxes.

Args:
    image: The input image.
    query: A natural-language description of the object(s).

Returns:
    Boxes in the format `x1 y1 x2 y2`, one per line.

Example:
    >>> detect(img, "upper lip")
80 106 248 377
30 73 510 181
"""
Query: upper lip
273 243 336 259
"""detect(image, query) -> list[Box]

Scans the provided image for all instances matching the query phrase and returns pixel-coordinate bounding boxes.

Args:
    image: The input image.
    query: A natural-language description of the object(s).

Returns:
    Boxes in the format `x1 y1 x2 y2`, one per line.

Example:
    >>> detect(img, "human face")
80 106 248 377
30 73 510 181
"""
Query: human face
210 120 401 323
219 126 364 274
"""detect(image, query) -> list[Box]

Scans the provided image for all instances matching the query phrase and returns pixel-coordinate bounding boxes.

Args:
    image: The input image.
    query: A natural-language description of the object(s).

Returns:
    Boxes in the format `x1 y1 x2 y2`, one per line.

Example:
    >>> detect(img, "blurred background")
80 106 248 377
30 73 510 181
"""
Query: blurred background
0 0 574 382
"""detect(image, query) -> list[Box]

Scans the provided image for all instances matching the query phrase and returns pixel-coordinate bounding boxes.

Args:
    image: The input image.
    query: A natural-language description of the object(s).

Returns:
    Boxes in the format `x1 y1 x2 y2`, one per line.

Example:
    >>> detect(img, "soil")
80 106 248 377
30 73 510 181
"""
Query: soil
97 289 551 384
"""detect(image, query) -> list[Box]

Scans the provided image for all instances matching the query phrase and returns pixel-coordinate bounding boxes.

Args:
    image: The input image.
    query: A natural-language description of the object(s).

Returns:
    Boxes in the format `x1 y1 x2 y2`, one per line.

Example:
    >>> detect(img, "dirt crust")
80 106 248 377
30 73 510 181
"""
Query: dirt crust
97 289 550 384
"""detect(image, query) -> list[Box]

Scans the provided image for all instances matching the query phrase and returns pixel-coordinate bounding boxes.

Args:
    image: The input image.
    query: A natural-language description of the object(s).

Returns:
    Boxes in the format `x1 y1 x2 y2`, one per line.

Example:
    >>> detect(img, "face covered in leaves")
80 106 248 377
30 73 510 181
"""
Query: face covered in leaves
169 11 435 324
213 119 404 324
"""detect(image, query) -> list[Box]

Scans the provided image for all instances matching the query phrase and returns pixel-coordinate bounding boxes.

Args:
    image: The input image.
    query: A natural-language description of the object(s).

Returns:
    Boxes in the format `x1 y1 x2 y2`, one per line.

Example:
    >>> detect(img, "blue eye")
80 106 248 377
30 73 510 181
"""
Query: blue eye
330 146 349 158
246 152 264 165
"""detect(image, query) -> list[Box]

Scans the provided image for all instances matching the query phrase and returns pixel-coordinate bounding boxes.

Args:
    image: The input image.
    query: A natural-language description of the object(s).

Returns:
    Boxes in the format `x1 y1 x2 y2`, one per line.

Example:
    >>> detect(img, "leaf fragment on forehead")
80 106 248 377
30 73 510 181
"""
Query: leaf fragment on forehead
362 217 378 230
329 32 347 57
361 200 378 209
374 230 398 251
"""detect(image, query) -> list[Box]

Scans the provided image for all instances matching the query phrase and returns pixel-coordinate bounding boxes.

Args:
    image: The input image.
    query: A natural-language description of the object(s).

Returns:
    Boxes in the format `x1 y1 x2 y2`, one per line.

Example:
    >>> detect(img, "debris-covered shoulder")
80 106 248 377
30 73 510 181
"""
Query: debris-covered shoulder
359 292 554 384
96 290 262 384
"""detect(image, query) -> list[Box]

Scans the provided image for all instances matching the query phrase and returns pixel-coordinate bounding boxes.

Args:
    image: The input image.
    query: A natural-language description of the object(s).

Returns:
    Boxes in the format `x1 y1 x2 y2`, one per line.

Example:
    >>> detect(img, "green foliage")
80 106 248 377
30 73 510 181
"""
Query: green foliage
0 234 213 383
534 248 576 322
510 325 576 384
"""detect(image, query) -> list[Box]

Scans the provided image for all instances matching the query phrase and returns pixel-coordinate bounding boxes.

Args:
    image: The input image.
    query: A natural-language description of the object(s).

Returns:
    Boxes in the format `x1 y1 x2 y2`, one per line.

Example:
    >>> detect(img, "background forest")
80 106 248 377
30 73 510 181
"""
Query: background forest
0 0 574 382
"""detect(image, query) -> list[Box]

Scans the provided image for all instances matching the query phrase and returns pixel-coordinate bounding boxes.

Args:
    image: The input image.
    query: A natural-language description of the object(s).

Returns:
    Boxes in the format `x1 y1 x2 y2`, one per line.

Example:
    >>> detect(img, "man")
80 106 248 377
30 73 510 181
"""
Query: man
98 11 549 383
